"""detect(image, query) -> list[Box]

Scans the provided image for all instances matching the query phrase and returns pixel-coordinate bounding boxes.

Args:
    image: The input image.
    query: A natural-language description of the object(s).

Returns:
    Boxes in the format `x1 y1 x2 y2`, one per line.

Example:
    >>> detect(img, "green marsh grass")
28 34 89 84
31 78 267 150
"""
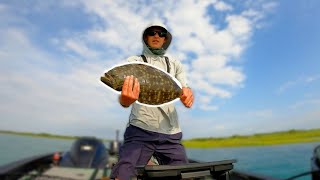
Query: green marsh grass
182 129 320 148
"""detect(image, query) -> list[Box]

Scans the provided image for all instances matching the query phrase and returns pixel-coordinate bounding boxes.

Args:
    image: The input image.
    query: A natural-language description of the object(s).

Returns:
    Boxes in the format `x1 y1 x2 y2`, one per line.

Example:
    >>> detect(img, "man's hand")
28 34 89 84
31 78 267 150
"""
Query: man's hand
119 75 140 107
180 87 194 108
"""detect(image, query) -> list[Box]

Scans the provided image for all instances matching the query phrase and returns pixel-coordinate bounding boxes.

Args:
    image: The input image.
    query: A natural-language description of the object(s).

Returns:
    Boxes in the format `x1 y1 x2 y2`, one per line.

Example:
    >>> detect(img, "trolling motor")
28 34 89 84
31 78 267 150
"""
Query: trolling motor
109 130 122 155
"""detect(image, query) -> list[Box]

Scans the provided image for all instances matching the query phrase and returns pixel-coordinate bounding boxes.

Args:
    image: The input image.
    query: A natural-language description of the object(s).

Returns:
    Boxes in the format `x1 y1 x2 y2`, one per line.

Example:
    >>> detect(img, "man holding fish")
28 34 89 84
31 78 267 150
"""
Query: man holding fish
110 22 194 180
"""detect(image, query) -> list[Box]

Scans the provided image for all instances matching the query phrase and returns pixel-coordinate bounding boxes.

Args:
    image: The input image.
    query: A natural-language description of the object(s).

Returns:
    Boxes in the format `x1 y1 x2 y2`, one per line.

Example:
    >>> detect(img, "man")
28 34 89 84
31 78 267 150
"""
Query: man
110 22 194 180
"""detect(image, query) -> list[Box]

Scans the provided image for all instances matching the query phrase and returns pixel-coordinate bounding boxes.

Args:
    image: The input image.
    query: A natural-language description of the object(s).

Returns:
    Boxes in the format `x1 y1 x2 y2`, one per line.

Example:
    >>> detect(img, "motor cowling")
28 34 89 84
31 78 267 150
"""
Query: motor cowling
59 137 108 168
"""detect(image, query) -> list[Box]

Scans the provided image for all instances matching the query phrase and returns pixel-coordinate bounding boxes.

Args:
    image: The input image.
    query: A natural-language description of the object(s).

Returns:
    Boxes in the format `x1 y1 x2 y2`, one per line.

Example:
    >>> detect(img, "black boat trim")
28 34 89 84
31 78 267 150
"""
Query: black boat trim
285 170 320 180
0 152 54 179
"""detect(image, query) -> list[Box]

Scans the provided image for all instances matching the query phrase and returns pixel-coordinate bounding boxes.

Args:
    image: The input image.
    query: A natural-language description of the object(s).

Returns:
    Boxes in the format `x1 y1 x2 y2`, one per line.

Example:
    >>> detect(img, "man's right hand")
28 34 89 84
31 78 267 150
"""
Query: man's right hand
119 75 140 107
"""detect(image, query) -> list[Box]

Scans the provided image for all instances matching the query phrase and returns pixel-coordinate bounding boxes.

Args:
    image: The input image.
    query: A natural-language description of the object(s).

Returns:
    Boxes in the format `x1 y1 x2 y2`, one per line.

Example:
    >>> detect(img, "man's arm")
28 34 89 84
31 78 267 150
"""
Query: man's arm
173 59 194 108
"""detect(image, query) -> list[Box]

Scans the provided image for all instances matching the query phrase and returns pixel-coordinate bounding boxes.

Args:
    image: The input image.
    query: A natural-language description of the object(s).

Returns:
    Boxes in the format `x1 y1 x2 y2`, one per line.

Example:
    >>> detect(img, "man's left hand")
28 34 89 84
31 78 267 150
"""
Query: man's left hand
180 87 194 108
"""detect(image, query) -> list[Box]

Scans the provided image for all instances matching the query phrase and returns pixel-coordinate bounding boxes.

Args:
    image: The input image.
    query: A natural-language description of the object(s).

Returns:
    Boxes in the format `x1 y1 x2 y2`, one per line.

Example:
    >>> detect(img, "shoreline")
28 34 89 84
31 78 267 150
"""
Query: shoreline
0 130 77 140
1 128 320 148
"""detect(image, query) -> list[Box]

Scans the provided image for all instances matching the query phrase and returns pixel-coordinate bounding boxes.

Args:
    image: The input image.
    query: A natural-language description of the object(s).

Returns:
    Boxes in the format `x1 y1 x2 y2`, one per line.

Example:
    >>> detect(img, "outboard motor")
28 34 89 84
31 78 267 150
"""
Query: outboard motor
60 137 108 168
311 145 320 180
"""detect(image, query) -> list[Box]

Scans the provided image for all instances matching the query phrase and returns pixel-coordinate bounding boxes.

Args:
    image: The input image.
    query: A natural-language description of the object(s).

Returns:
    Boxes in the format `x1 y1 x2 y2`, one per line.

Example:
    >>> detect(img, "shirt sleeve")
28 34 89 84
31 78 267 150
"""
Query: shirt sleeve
173 59 189 88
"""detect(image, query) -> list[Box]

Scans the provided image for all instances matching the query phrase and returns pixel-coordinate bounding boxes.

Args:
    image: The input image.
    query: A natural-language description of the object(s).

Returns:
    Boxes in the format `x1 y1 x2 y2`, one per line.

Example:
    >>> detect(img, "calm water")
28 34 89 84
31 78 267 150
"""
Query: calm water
0 134 318 179
186 144 318 179
0 134 72 165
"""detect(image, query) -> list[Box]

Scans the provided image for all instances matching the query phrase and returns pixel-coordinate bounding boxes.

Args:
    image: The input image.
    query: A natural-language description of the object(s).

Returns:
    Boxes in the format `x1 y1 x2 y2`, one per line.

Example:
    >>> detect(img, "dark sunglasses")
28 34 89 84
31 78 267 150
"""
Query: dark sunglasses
146 30 167 37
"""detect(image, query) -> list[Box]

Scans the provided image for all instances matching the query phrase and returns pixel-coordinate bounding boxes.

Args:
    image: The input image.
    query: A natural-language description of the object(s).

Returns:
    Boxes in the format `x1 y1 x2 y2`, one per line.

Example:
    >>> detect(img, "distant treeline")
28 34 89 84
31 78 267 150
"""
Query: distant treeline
0 130 78 140
1 128 320 148
0 130 113 142
182 128 320 148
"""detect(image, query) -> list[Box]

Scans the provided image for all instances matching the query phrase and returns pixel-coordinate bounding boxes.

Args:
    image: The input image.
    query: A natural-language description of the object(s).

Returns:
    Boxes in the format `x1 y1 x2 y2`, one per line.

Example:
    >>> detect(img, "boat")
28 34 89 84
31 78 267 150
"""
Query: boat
0 137 317 180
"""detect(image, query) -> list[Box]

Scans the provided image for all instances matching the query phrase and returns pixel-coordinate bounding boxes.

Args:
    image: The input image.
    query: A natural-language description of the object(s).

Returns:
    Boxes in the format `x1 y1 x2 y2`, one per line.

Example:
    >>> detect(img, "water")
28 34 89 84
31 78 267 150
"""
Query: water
0 134 72 165
0 134 318 179
186 143 318 179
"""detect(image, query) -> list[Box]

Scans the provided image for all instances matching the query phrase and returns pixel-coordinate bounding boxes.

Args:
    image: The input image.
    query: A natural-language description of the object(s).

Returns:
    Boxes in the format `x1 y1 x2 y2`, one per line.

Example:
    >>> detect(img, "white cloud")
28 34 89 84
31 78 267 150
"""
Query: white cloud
262 2 278 12
277 74 320 94
207 67 245 87
214 1 233 11
289 99 320 110
192 79 231 98
226 15 252 38
63 39 99 58
192 55 227 71
305 74 320 83
247 109 273 119
0 0 279 138
199 104 219 111
0 4 7 12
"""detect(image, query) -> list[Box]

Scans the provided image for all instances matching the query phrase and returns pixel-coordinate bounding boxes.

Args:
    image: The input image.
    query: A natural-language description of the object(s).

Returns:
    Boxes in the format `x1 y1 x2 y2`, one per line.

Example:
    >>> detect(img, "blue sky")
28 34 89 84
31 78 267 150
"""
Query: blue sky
0 0 319 140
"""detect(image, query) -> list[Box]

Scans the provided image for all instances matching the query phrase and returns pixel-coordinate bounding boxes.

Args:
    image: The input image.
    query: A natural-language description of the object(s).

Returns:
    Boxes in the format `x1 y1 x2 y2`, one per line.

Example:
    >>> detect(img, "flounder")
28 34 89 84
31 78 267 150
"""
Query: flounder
100 62 182 107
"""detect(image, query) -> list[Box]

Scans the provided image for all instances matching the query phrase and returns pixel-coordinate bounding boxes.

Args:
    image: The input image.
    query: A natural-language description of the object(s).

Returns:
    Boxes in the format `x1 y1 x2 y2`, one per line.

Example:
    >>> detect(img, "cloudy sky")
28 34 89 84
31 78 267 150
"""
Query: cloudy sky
1 0 319 140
